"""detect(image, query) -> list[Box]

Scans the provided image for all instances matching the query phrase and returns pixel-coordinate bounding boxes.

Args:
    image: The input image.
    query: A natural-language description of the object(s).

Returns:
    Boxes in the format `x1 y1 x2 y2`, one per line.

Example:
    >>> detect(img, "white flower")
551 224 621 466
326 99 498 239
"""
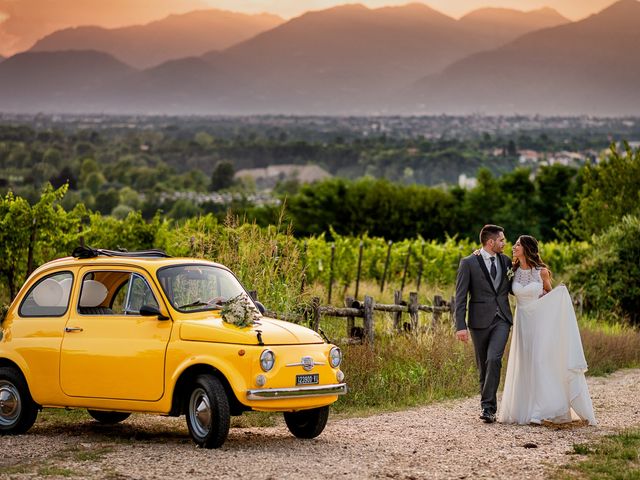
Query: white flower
506 267 515 281
221 294 261 328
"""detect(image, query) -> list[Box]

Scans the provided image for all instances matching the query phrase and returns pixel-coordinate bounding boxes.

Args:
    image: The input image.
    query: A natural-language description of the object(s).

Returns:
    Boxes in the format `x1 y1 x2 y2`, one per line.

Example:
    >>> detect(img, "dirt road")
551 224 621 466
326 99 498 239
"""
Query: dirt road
2 369 639 479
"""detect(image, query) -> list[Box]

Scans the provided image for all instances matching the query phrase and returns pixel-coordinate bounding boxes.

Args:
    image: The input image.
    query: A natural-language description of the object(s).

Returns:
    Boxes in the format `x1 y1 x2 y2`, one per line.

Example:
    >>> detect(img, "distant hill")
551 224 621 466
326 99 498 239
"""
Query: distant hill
0 51 135 112
459 7 569 46
199 3 568 113
29 9 284 68
1 2 638 115
409 0 640 115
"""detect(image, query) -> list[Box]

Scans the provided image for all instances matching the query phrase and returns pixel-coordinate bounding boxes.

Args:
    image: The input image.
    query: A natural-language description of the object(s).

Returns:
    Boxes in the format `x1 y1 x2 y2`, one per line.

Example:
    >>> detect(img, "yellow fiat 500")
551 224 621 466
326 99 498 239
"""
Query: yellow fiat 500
0 248 346 448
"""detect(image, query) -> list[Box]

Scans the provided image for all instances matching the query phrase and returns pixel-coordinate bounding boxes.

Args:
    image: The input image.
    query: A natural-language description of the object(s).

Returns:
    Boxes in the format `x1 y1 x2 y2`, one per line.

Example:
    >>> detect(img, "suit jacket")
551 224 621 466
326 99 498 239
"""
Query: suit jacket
454 252 513 331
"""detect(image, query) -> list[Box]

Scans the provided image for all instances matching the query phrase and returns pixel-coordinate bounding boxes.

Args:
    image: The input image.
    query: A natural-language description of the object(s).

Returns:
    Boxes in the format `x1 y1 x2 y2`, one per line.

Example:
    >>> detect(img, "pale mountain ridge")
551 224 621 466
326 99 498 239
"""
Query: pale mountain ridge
29 9 284 69
197 2 569 112
1 1 637 115
458 6 569 44
409 0 640 115
0 50 135 113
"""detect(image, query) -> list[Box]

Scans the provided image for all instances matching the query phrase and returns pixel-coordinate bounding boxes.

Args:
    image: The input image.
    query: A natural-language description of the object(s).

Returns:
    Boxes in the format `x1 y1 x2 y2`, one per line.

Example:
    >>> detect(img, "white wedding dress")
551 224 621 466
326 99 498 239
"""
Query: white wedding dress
498 268 597 425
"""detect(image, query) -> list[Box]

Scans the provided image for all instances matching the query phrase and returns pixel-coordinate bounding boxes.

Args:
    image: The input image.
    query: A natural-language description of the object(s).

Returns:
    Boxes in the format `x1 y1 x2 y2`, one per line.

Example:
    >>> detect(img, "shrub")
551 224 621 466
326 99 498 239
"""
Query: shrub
568 215 640 324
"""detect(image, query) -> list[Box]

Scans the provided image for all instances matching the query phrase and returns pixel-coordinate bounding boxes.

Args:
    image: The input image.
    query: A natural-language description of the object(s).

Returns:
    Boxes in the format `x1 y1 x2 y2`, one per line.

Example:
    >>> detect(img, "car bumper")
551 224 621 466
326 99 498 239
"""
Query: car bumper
246 383 348 401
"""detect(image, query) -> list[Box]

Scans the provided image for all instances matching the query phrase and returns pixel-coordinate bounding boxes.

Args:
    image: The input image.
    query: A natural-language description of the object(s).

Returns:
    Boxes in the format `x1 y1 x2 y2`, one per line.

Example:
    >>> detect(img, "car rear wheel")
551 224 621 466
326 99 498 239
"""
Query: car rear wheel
0 366 38 434
87 410 131 424
284 406 329 439
185 374 230 448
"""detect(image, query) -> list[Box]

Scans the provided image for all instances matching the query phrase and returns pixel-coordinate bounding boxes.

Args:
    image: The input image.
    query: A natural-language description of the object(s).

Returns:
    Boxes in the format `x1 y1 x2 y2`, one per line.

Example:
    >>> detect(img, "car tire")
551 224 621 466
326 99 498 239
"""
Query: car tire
185 374 230 448
87 410 131 424
284 406 329 439
0 366 38 434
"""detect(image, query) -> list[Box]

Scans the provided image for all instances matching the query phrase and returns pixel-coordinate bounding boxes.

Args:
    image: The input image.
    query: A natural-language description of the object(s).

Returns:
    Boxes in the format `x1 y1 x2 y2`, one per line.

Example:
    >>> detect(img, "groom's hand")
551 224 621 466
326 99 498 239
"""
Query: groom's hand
456 329 469 343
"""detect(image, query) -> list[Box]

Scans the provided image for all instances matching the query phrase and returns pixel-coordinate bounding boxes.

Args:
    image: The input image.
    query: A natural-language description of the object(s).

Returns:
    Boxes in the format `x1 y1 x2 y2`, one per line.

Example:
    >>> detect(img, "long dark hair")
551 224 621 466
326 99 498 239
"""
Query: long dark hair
513 235 551 276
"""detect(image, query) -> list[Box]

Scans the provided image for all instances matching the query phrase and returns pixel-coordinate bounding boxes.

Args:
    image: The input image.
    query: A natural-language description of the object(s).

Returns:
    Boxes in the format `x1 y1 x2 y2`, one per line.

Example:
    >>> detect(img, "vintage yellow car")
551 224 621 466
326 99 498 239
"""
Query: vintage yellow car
0 247 346 448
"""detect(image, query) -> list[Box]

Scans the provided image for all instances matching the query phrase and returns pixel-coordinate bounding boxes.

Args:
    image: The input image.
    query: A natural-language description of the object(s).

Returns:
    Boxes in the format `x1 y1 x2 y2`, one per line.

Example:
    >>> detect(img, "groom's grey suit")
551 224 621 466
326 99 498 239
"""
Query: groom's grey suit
455 252 513 414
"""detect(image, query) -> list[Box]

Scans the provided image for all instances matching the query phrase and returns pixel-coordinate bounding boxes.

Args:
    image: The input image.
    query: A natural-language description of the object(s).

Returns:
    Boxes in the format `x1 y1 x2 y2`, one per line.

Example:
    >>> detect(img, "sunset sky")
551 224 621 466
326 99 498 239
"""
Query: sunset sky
0 0 622 56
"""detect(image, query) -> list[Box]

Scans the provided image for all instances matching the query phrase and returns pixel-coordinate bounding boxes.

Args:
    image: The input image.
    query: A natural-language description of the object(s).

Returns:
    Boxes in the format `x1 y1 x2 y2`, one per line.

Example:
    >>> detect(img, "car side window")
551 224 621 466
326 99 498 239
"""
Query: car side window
110 279 129 314
19 271 73 317
125 274 159 314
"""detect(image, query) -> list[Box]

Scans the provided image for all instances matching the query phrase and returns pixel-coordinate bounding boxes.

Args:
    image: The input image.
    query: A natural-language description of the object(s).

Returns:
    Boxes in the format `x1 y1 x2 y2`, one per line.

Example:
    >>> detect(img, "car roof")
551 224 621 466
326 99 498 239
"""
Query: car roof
33 256 230 274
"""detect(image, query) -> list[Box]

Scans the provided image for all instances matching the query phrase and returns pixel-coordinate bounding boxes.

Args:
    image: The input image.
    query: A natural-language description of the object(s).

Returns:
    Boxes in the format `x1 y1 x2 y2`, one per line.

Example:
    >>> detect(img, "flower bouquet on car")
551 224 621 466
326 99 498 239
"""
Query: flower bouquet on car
221 294 261 328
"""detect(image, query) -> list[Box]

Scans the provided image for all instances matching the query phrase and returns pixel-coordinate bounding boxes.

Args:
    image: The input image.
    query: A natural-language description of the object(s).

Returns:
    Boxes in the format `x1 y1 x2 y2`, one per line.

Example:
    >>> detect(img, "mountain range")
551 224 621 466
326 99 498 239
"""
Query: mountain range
29 9 284 69
409 0 640 115
0 0 637 115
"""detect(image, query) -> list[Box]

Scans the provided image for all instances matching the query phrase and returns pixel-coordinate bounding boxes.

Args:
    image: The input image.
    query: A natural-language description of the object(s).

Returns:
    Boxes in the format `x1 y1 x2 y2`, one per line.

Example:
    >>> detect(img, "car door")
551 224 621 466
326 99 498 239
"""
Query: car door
60 267 172 401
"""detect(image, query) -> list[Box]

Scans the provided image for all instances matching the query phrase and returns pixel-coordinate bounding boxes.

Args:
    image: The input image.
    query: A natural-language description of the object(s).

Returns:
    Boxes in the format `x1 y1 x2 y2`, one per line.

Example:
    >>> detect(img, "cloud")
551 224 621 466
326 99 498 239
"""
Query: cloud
0 0 207 56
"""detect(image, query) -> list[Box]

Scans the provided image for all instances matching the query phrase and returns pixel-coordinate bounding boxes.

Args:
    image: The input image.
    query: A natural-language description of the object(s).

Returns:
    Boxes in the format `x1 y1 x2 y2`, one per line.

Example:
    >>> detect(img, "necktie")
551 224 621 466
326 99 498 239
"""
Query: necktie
490 257 497 280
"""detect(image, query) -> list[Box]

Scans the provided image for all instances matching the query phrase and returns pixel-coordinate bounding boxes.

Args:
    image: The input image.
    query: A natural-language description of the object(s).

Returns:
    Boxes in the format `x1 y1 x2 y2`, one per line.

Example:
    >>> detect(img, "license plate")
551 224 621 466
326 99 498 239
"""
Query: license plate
296 373 319 385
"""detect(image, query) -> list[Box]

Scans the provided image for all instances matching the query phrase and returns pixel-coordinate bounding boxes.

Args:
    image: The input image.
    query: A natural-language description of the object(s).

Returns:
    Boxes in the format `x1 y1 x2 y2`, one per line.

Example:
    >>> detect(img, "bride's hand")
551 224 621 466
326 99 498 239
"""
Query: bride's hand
472 249 481 256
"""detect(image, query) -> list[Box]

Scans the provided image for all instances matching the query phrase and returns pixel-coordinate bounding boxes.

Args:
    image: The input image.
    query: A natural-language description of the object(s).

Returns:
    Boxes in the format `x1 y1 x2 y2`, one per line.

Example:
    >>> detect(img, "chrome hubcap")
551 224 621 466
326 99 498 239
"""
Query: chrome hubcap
0 381 21 426
189 388 211 438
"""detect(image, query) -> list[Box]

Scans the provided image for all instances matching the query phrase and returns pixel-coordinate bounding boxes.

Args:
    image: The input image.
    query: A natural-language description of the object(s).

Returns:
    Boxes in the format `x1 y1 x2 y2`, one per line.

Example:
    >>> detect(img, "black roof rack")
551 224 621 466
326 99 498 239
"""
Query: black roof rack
72 246 171 259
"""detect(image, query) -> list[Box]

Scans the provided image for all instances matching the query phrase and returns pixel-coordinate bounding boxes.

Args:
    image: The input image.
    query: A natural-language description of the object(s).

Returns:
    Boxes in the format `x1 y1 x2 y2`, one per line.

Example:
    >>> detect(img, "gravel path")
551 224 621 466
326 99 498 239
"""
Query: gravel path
2 369 639 479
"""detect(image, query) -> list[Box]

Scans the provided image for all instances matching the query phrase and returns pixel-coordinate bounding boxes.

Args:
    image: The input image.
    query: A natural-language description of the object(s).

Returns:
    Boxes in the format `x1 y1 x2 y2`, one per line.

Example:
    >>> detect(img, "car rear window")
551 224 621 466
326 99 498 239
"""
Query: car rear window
19 271 74 317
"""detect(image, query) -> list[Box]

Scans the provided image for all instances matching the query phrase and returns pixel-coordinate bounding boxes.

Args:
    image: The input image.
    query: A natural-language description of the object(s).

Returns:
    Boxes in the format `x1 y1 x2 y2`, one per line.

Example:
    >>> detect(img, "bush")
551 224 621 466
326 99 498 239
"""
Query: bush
569 215 640 324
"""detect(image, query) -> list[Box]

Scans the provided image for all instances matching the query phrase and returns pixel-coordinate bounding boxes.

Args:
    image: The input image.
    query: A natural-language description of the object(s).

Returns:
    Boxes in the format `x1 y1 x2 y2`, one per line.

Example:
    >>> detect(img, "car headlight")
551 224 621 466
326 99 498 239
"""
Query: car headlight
329 346 342 368
260 349 275 372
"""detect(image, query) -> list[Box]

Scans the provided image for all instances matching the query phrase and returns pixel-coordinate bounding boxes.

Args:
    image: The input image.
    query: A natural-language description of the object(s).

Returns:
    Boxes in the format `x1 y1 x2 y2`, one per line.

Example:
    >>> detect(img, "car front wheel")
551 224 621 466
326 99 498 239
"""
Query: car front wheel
185 374 230 448
0 366 38 434
284 406 329 439
87 410 131 424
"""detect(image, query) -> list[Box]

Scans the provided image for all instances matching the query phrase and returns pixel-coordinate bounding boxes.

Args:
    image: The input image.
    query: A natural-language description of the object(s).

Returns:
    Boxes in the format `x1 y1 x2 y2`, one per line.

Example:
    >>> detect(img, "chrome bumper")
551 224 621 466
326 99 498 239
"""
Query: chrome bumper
246 383 348 401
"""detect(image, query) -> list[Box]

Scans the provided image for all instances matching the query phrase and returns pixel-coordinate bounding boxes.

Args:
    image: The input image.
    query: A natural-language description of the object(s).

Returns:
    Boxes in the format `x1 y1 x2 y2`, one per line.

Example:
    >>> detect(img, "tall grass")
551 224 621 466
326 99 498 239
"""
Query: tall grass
334 328 478 414
326 305 640 415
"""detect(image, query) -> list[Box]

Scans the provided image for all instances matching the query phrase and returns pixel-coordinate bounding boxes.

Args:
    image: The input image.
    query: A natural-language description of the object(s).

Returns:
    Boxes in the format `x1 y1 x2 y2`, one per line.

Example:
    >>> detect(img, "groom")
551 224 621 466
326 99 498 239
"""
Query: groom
455 224 513 423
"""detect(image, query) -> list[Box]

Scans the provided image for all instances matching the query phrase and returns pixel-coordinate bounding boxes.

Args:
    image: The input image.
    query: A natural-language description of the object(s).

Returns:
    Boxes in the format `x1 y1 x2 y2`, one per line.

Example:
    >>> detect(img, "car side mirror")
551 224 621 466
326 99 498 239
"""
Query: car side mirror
140 304 170 321
254 301 266 315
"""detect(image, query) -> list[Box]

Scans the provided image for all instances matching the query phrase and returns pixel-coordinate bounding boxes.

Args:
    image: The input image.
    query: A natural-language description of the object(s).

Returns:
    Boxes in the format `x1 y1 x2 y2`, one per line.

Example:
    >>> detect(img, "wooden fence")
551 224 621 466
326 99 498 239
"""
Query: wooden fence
261 290 454 345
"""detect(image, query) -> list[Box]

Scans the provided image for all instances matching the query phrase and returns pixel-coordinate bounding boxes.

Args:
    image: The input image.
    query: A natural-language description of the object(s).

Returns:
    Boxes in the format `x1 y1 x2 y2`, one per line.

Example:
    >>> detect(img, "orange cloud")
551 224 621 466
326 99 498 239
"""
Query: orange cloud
0 0 207 56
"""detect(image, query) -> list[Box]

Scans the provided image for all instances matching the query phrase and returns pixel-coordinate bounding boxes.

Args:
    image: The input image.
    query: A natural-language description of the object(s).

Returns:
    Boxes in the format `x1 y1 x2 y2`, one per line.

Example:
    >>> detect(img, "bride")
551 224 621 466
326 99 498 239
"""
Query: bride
498 235 597 425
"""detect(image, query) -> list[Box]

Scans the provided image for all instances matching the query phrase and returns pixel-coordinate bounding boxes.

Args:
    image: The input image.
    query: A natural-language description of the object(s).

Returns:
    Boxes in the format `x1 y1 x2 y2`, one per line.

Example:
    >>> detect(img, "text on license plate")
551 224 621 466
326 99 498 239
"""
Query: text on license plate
296 373 319 385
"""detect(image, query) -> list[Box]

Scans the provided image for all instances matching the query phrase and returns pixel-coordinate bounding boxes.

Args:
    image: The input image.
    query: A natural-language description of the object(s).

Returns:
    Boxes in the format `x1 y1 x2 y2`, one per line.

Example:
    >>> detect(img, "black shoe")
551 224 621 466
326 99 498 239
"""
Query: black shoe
480 409 496 423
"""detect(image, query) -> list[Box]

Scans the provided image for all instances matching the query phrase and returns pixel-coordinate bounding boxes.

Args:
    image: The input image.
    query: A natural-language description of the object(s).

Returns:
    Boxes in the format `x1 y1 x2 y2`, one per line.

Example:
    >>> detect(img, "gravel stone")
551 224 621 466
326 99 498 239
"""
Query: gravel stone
1 369 639 479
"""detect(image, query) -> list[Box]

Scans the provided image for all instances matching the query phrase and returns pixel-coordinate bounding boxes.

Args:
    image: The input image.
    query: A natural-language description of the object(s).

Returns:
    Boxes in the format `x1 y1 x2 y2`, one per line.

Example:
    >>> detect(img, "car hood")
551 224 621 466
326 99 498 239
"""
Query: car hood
179 315 325 346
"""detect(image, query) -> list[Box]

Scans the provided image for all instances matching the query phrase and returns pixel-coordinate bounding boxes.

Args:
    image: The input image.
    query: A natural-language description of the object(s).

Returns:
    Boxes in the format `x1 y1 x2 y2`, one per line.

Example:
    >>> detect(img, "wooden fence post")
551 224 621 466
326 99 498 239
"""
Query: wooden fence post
409 292 419 332
311 296 321 332
432 295 443 326
400 243 411 294
393 290 403 331
355 240 364 300
363 295 375 345
300 240 308 294
416 241 425 292
449 295 455 324
345 296 355 338
380 240 393 293
327 242 335 304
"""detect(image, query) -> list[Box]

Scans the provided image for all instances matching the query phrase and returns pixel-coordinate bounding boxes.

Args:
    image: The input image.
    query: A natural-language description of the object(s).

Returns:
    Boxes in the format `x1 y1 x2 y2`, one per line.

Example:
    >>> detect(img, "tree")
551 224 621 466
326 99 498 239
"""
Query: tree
0 185 75 300
569 215 640 323
535 164 577 240
210 161 235 191
568 143 640 239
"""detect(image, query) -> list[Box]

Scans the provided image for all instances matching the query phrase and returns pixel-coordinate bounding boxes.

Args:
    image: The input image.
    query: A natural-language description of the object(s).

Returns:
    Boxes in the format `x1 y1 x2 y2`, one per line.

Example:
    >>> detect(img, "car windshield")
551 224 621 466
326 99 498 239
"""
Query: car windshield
157 265 250 312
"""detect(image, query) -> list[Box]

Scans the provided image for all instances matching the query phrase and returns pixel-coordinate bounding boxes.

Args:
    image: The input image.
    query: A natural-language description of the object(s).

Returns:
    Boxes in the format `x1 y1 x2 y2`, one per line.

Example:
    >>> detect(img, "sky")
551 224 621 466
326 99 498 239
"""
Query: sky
0 0 622 57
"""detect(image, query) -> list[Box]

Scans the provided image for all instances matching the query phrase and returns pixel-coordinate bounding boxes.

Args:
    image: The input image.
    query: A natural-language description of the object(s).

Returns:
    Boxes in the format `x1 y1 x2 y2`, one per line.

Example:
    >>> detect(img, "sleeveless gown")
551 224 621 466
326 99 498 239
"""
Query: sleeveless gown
497 268 596 425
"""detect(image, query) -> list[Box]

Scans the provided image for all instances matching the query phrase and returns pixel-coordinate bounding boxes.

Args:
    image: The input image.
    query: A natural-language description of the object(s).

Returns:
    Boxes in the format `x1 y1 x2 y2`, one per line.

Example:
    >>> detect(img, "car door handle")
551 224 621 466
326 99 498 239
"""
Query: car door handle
65 327 84 333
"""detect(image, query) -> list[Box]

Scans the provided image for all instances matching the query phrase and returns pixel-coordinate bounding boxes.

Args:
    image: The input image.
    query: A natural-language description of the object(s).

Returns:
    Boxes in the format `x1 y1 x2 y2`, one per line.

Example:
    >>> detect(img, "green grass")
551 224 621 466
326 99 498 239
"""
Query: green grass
37 466 76 477
554 429 640 479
